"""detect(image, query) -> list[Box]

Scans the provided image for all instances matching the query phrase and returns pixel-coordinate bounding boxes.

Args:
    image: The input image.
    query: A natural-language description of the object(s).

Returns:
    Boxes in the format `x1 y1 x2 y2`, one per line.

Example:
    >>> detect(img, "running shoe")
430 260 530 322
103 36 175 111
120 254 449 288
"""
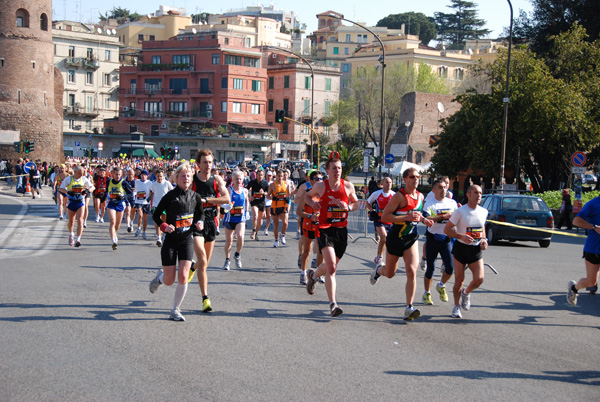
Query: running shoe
306 268 317 295
156 236 162 247
318 276 326 284
311 259 317 269
169 308 185 322
297 254 302 269
59 215 64 221
142 232 147 240
330 303 343 317
75 240 81 248
223 259 231 271
254 232 259 241
68 233 74 247
95 216 100 223
264 229 269 236
149 270 162 293
273 240 279 248
436 284 449 302
370 265 380 285
460 289 471 311
567 280 578 306
83 221 87 229
112 242 118 250
202 297 212 313
187 260 197 284
127 225 132 233
216 228 220 236
374 255 382 266
403 306 421 321
250 231 256 240
234 255 242 269
422 293 433 305
99 217 104 223
419 258 426 270
135 227 141 237
452 306 462 318
300 271 307 285
280 234 286 245
296 231 301 240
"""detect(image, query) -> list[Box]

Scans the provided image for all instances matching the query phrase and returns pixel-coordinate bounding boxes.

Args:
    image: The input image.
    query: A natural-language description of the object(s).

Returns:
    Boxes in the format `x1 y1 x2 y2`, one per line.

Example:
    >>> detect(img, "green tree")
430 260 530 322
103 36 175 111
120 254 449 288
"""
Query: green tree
322 143 365 179
434 0 491 49
377 12 437 46
191 13 212 24
99 7 143 24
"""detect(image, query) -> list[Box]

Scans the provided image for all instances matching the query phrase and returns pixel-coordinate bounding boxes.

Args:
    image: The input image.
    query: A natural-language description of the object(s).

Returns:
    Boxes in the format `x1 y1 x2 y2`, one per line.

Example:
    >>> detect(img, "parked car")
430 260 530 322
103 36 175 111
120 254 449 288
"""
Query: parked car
583 174 597 185
481 194 553 248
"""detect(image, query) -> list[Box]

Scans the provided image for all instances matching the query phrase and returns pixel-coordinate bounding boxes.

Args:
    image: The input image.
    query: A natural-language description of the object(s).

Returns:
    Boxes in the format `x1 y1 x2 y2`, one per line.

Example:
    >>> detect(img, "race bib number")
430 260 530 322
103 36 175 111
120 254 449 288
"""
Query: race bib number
109 193 119 199
175 213 193 233
326 206 347 224
231 206 244 217
276 191 286 201
436 208 451 223
467 227 484 239
254 193 264 200
136 191 146 200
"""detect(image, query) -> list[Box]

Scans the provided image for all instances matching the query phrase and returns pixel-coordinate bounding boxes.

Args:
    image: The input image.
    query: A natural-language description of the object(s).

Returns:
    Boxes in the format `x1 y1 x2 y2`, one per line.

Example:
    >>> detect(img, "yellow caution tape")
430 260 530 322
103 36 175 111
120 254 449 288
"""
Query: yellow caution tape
487 219 587 238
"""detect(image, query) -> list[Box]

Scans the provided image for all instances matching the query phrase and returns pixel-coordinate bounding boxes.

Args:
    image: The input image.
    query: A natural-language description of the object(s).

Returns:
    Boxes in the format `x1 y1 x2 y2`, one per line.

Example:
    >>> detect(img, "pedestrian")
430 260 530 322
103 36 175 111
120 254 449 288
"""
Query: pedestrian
28 163 41 199
444 185 489 318
567 194 600 306
556 189 573 230
148 162 205 322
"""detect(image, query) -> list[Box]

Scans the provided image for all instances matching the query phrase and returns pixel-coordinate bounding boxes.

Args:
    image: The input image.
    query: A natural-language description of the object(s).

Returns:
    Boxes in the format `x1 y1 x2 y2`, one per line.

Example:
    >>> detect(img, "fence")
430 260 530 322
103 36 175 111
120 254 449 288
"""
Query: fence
347 200 377 243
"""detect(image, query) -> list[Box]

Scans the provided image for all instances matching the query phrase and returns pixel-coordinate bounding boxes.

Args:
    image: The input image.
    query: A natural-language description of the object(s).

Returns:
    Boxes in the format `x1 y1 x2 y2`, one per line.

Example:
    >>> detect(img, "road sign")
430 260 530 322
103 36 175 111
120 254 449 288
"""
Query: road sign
23 161 36 174
572 152 586 167
75 141 80 146
384 153 395 164
572 167 585 174
98 141 103 150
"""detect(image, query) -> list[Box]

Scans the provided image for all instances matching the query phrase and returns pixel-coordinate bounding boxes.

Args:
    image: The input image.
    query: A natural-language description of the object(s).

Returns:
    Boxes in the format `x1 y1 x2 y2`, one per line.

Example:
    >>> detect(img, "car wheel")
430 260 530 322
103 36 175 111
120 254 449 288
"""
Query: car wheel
539 239 551 248
487 226 498 245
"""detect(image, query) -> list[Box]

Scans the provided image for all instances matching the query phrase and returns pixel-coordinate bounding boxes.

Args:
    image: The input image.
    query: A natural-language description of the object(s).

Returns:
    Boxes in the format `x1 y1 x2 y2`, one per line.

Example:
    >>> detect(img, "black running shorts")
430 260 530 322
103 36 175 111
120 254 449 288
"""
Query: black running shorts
386 231 419 257
318 227 348 259
161 236 194 266
452 241 483 265
194 217 217 243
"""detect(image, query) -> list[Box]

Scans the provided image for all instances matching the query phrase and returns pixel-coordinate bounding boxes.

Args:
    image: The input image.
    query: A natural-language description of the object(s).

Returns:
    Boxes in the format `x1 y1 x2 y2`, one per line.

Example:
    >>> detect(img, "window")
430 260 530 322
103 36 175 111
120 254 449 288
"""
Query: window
200 78 209 94
224 37 229 45
104 50 110 61
324 125 330 135
68 46 75 57
16 9 29 28
138 34 144 43
68 119 75 129
244 57 260 68
325 101 331 116
85 71 93 85
251 104 260 114
233 78 243 90
144 78 162 92
305 76 310 90
212 54 220 65
129 125 138 133
130 79 136 94
149 35 155 41
456 68 464 80
333 47 339 55
151 55 161 64
342 63 350 73
232 102 242 113
86 48 93 59
221 77 227 89
246 38 251 47
67 70 75 83
172 55 190 65
86 120 92 131
103 73 110 86
144 101 162 117
86 96 94 112
224 54 242 65
344 48 349 55
268 99 274 112
346 34 351 42
252 80 261 92
40 13 48 31
439 66 448 78
284 76 290 88
104 97 110 109
221 101 227 112
304 99 310 115
169 78 188 94
325 78 331 91
282 123 288 134
283 98 289 112
169 102 187 112
268 76 274 89
68 94 75 106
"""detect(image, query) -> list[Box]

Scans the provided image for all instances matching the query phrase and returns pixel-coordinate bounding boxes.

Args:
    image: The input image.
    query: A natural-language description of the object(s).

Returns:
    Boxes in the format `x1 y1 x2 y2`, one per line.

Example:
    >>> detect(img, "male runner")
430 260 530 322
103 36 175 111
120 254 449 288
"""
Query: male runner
124 168 137 233
444 185 488 318
366 177 395 267
263 170 274 236
421 176 455 270
370 168 434 321
92 166 108 223
59 165 94 247
421 178 458 305
222 170 250 270
267 169 290 248
106 167 133 250
133 169 152 239
188 149 230 313
246 168 268 241
304 154 359 317
150 169 173 246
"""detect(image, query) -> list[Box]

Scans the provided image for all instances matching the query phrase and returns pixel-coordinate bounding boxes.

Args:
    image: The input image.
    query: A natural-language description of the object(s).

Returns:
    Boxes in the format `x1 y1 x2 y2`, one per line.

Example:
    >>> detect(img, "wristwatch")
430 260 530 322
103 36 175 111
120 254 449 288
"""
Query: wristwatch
594 225 598 229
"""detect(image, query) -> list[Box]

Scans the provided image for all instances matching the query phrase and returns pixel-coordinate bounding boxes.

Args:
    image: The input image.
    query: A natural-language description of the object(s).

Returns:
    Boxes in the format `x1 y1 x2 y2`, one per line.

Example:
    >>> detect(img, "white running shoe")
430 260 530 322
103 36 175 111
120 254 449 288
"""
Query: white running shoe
83 220 87 228
264 229 269 236
156 236 162 247
460 289 471 311
169 308 185 321
300 271 307 285
452 306 462 318
567 280 578 306
99 217 104 223
68 233 74 247
273 240 279 248
149 270 162 293
280 234 286 245
234 255 242 269
374 255 382 266
95 216 100 223
223 259 231 271
370 265 380 285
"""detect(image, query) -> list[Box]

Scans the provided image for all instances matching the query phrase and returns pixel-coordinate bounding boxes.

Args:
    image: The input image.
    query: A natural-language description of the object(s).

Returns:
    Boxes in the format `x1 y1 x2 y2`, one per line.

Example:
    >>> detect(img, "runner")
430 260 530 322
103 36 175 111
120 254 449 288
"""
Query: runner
444 185 488 319
369 168 434 321
420 176 455 270
80 163 92 228
53 164 68 220
304 153 359 317
247 168 268 241
92 166 108 223
123 168 137 233
133 169 152 239
106 167 133 250
267 169 290 248
366 177 395 268
421 178 458 305
150 169 174 246
296 170 324 284
59 165 94 247
222 170 250 270
148 162 205 322
188 149 230 313
567 194 600 306
283 168 296 239
263 170 274 236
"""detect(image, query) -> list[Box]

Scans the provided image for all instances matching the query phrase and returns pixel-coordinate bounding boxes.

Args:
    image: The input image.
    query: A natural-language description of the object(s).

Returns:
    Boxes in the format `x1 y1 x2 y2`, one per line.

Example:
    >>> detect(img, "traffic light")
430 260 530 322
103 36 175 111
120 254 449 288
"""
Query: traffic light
166 147 172 160
160 147 165 158
24 141 31 154
13 141 22 153
29 141 35 152
312 156 318 169
275 109 285 123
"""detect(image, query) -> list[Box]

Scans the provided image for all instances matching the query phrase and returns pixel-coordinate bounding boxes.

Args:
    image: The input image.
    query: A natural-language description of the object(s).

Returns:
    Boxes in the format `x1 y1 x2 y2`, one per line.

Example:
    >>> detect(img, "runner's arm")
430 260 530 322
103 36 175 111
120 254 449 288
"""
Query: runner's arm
209 175 231 205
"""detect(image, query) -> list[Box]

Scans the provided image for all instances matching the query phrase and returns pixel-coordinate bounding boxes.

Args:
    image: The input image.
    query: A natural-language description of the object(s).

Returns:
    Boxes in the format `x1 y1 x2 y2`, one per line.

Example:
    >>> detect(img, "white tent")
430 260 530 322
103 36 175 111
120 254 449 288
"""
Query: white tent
419 161 433 171
389 161 424 176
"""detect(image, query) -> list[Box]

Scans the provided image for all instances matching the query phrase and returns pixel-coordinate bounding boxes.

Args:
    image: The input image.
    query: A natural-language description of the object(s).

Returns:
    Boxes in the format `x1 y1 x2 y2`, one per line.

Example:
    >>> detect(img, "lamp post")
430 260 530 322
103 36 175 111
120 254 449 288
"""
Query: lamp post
500 0 513 192
261 45 314 163
328 13 385 179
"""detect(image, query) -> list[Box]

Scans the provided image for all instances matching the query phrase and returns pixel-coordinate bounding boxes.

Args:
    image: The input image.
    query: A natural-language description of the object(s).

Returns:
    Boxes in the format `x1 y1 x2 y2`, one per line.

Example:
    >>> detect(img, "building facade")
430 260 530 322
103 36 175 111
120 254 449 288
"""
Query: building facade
53 21 121 137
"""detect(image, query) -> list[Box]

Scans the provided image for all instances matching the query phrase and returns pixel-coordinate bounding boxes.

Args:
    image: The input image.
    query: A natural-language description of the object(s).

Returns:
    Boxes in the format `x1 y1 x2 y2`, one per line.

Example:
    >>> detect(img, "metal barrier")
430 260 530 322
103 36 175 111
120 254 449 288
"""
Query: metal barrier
347 200 377 243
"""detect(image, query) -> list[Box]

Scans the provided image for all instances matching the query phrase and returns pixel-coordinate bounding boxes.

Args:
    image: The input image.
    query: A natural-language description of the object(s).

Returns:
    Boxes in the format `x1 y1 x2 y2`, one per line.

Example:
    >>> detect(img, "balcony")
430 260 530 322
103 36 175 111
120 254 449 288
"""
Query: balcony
137 63 193 72
64 106 99 117
118 88 212 96
64 57 99 70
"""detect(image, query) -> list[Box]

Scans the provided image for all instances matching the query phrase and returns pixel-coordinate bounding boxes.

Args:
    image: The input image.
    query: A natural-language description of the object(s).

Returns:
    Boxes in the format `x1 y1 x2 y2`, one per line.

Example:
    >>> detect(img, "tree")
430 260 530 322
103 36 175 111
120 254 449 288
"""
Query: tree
99 7 143 24
322 143 365 179
434 0 491 49
191 13 212 24
376 12 437 46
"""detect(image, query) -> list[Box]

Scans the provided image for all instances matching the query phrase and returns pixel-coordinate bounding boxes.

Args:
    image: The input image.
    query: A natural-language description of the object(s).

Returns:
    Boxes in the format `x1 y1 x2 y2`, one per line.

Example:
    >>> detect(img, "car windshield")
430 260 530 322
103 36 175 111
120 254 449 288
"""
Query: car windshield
501 197 549 212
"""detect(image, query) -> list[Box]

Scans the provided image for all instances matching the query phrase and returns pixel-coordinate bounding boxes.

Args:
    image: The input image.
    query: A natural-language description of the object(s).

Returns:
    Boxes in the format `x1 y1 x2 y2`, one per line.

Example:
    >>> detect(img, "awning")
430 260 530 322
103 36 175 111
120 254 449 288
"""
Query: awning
132 149 145 157
229 122 275 130
146 148 160 158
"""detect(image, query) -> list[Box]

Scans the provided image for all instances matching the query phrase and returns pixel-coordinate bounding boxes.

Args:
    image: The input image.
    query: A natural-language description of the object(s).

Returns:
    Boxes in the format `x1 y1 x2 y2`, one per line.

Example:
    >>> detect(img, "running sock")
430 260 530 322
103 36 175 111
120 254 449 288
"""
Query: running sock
173 283 188 310
202 295 209 301
76 236 81 241
438 281 445 288
158 270 164 284
70 232 74 237
424 291 431 295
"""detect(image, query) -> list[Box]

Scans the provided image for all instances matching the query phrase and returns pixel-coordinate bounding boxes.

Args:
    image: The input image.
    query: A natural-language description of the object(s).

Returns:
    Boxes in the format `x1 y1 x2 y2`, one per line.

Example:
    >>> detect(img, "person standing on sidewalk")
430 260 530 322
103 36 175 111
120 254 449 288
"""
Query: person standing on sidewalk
556 189 573 230
444 185 488 319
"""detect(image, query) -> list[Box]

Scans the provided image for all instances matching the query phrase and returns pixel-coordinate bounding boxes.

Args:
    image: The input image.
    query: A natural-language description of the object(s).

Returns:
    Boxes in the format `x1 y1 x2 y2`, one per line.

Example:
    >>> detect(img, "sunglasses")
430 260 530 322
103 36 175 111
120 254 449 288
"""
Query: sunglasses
407 175 420 179
314 177 323 181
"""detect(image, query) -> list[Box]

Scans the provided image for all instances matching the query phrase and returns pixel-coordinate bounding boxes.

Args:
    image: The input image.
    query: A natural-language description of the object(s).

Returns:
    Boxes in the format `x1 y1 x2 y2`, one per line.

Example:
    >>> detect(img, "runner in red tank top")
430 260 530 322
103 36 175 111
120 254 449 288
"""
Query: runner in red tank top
303 154 359 317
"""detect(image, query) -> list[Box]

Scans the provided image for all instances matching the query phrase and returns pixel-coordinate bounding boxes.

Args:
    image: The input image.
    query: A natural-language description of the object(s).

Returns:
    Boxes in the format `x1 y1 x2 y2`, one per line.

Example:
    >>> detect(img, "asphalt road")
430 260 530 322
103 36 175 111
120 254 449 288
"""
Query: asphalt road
0 189 598 401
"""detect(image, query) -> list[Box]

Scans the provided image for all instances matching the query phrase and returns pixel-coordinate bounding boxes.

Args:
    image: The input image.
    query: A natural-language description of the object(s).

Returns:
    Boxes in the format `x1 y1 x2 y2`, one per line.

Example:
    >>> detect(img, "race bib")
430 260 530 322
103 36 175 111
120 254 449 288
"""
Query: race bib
467 227 484 239
175 213 193 233
231 206 244 217
326 206 347 224
254 193 265 200
436 208 451 223
136 191 146 200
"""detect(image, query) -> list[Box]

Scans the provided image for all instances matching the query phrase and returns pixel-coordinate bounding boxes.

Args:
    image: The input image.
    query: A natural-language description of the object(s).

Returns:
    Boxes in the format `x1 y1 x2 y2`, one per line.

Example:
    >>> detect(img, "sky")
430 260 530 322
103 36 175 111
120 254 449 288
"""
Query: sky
53 0 533 39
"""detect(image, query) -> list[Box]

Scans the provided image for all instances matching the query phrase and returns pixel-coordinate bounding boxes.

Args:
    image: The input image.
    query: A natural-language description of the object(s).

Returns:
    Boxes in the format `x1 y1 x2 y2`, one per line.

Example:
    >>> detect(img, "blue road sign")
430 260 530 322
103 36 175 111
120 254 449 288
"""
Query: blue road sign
572 152 586 167
384 153 395 164
23 162 36 174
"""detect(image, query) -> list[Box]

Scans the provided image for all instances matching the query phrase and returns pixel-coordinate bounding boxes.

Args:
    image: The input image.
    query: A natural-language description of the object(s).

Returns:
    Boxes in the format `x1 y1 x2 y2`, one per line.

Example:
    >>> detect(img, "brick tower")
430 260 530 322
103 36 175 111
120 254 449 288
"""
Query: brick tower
0 0 63 163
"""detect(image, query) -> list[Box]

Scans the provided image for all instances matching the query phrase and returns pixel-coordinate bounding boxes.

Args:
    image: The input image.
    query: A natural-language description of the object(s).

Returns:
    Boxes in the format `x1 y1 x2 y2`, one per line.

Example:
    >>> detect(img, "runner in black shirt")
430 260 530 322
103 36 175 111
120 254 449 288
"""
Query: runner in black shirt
246 168 269 241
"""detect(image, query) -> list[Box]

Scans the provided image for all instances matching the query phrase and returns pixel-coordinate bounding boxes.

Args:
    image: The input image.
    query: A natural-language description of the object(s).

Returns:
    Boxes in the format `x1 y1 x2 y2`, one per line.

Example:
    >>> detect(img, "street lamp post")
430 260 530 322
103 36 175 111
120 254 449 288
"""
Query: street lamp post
261 46 314 163
328 13 385 179
500 0 513 192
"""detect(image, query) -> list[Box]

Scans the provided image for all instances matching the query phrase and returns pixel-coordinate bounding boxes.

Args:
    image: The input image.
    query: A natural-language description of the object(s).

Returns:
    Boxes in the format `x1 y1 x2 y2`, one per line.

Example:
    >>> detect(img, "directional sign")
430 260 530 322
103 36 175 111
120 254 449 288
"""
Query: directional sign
75 141 80 146
384 153 395 164
572 152 586 167
23 161 36 174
